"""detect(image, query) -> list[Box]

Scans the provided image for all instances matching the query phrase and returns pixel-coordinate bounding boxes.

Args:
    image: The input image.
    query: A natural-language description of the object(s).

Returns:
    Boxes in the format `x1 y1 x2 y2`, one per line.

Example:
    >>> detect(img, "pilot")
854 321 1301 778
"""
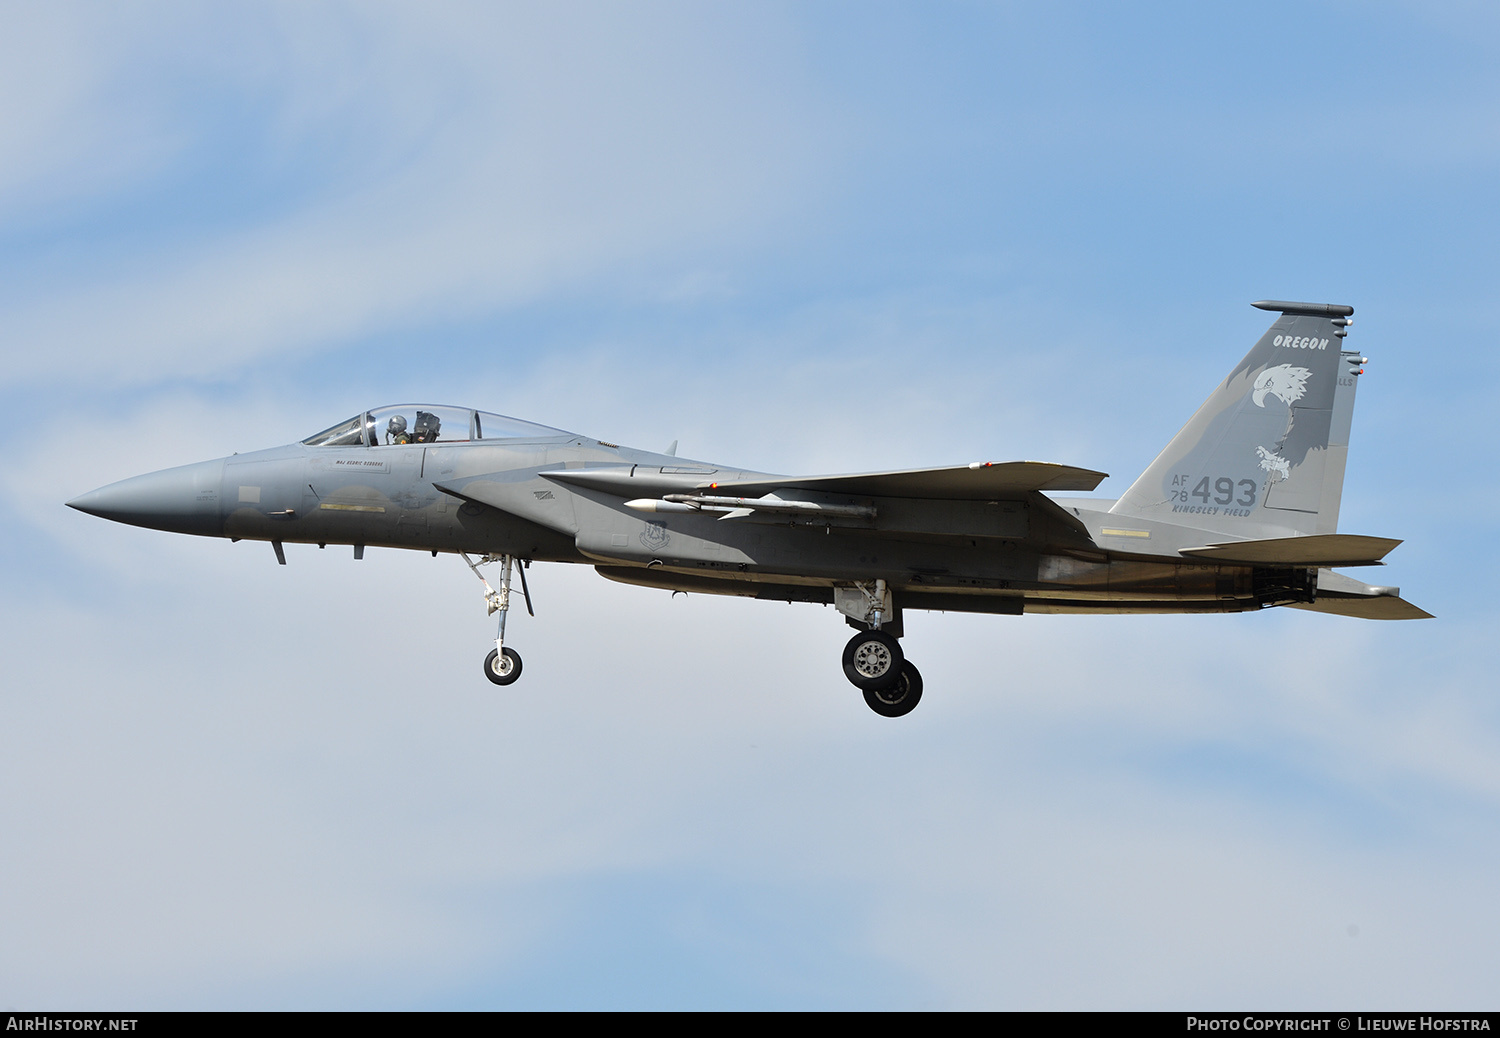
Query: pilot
386 414 411 445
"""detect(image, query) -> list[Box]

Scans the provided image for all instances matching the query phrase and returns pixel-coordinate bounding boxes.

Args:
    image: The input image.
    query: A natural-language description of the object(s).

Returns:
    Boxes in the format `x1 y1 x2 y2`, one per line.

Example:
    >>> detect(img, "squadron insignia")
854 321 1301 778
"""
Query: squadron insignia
640 520 670 551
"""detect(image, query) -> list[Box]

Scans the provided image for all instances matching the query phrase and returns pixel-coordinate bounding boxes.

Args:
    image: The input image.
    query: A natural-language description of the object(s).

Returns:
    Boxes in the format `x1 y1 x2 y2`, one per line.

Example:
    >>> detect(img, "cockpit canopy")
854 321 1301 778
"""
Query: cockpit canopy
302 405 567 447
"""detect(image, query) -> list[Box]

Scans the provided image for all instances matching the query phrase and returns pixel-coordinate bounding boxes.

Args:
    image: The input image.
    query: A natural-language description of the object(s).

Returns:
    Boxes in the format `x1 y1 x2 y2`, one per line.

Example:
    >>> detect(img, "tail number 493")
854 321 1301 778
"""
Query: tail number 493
1171 477 1257 507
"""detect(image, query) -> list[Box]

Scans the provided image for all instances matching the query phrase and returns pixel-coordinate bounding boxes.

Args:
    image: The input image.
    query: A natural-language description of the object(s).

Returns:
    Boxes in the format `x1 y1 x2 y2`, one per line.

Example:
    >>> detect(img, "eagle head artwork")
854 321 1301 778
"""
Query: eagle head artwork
1252 364 1312 408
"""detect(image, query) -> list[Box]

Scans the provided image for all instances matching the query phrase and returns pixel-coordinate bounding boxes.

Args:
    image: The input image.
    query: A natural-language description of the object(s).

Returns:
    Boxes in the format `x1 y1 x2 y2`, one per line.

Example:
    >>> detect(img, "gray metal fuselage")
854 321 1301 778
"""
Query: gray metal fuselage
68 300 1429 679
66 301 1428 719
69 430 1317 619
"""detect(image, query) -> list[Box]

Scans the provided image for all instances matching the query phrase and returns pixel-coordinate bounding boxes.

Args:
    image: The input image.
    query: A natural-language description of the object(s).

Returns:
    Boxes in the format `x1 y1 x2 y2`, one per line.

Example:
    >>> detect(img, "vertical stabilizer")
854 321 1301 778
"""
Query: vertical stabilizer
1315 342 1362 534
1110 300 1363 538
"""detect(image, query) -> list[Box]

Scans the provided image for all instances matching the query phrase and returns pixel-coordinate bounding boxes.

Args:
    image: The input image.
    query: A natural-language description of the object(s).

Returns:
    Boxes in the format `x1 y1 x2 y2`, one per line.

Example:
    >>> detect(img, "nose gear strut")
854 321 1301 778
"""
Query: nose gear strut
462 553 532 686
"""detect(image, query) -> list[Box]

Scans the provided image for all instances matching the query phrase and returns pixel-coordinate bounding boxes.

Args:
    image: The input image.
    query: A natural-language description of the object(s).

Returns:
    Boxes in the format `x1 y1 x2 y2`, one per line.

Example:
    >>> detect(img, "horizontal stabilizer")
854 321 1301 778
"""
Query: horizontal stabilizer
709 462 1107 500
1179 533 1401 567
1288 596 1433 620
1286 568 1432 619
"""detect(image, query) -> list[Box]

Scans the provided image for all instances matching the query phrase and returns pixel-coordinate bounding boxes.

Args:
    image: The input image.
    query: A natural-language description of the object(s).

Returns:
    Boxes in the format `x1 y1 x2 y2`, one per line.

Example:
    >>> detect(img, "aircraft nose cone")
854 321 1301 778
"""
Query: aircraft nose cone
67 458 227 535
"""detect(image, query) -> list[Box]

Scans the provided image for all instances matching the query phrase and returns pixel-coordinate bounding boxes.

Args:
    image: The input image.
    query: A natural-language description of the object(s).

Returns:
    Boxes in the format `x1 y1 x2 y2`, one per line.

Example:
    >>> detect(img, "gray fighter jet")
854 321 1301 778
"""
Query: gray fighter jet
68 300 1428 717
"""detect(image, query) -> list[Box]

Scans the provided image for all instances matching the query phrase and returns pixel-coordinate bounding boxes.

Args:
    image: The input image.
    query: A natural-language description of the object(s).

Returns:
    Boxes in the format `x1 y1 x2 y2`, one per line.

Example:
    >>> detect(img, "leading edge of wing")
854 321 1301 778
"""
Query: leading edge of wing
704 462 1108 499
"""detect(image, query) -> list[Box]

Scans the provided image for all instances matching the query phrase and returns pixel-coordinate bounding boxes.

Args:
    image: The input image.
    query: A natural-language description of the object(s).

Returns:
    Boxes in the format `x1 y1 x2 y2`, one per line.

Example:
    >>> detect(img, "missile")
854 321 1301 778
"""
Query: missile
626 494 877 521
624 498 699 513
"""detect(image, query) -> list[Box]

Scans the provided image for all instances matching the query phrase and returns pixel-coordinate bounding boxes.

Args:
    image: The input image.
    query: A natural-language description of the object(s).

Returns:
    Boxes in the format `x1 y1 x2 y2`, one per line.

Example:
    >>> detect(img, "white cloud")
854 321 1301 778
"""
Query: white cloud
0 6 170 220
0 2 831 387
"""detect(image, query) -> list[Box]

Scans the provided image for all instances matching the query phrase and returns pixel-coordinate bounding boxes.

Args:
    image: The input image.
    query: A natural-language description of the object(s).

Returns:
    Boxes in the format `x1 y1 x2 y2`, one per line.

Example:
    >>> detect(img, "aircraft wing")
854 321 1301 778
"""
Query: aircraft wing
701 462 1108 499
542 460 1103 540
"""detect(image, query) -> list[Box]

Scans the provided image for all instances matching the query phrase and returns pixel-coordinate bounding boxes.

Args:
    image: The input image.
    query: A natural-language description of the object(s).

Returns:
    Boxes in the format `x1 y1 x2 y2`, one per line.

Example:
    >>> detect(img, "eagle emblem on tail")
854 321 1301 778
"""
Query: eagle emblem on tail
1252 364 1311 408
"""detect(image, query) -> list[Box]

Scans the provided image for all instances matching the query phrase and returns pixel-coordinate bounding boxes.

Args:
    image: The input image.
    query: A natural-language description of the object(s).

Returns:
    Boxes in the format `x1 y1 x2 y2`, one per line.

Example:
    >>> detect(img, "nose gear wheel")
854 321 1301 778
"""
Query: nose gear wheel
484 646 523 686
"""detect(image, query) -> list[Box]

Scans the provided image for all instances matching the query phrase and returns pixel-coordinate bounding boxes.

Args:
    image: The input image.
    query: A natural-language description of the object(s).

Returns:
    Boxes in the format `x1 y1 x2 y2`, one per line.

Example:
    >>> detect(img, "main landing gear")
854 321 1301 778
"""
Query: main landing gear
463 553 532 687
837 580 923 718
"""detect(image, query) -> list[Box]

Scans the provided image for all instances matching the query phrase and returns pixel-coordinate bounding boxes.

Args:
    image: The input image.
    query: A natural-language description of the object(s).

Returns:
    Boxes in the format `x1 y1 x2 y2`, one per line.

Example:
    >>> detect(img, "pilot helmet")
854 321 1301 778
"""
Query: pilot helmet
386 414 408 443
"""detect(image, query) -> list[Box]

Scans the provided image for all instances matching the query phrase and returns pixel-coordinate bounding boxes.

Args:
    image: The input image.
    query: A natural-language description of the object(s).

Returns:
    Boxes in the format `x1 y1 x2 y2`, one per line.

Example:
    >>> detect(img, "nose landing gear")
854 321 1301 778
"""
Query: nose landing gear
484 646 523 686
463 553 532 687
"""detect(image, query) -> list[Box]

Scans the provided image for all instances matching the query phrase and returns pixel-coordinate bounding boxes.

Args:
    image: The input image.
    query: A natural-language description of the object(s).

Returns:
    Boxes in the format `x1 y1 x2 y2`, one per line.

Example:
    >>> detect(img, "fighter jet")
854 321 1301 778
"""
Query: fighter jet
67 300 1428 717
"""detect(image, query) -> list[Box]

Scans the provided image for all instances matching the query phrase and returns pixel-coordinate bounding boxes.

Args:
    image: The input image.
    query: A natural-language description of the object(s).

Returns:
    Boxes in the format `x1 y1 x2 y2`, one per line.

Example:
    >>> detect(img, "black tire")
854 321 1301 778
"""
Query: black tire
863 660 923 718
483 647 523 686
842 629 904 691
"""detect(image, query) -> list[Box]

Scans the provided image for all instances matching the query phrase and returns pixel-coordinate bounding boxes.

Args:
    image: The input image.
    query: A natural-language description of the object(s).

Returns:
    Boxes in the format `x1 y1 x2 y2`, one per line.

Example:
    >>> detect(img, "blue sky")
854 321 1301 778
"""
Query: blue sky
1 2 1496 1009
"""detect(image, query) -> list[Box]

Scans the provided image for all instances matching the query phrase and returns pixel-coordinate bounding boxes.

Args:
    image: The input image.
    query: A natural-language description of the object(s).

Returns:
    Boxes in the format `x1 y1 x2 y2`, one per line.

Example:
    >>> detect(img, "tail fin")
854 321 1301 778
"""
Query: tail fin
1110 300 1365 537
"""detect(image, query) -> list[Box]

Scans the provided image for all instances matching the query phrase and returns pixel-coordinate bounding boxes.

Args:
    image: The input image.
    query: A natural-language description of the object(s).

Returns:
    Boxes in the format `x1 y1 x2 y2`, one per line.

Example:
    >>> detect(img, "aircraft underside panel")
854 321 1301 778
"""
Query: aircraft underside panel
591 556 1318 617
592 564 1270 616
